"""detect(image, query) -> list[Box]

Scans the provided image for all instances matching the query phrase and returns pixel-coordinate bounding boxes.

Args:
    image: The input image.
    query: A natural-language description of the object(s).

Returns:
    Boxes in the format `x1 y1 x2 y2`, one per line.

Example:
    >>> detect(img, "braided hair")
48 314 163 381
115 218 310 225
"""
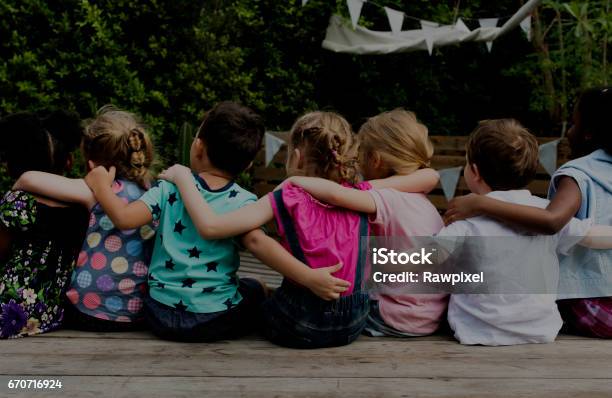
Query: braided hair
289 111 359 184
82 105 154 188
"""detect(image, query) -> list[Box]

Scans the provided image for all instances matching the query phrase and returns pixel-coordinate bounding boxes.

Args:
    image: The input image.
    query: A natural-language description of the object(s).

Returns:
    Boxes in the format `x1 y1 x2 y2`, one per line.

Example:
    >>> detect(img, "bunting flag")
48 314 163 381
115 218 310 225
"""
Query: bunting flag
420 20 439 56
439 166 463 201
520 15 532 41
538 139 562 176
384 6 404 35
265 132 286 166
454 17 471 33
478 18 499 52
347 0 366 29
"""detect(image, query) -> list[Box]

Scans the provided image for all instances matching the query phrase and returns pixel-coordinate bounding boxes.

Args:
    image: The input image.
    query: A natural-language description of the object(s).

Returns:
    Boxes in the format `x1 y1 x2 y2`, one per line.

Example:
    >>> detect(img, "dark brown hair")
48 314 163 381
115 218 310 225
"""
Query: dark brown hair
197 101 264 177
466 119 539 191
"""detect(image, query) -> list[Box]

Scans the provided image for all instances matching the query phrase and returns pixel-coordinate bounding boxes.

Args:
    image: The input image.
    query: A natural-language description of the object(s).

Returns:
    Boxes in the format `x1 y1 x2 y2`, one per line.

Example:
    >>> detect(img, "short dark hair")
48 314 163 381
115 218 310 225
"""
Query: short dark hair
197 101 264 177
575 87 612 155
466 119 539 191
0 110 83 179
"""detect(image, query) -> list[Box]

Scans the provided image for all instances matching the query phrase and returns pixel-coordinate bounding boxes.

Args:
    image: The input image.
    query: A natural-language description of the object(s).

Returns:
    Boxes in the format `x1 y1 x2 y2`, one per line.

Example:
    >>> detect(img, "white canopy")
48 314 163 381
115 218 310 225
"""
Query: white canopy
322 0 542 54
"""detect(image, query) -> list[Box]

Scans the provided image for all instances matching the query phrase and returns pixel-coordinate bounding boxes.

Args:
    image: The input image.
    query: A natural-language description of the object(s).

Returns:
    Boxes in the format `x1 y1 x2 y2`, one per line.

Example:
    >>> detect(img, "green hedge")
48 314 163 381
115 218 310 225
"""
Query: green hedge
1 0 608 193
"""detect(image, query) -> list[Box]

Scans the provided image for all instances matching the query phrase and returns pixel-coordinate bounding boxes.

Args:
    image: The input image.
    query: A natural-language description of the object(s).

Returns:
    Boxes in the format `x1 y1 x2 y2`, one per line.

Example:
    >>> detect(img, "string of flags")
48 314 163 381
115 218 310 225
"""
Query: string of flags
311 0 541 55
265 131 563 201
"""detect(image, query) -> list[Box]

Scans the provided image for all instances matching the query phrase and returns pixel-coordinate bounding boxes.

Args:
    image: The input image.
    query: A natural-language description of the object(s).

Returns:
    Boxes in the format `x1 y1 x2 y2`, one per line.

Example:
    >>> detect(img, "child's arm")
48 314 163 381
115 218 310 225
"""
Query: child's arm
158 165 274 239
444 177 582 234
13 171 96 209
241 229 350 300
369 168 440 193
282 176 377 214
84 166 152 230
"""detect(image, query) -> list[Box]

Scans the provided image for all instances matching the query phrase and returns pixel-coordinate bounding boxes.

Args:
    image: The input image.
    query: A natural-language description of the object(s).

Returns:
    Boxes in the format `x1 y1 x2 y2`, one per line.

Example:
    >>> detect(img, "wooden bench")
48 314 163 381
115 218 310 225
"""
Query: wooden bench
2 330 610 397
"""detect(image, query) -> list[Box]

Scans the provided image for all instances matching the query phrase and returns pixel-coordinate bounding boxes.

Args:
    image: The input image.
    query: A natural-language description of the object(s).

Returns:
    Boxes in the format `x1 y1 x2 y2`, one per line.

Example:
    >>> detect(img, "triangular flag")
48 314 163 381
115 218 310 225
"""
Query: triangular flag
420 20 439 56
384 7 404 35
439 166 463 201
539 139 561 176
478 18 499 52
265 132 285 166
520 15 532 41
347 0 365 29
454 17 470 33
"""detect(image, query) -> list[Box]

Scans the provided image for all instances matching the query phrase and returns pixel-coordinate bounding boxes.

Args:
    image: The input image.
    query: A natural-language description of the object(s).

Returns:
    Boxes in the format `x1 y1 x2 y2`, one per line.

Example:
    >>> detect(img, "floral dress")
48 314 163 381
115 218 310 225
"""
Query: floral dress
0 191 88 338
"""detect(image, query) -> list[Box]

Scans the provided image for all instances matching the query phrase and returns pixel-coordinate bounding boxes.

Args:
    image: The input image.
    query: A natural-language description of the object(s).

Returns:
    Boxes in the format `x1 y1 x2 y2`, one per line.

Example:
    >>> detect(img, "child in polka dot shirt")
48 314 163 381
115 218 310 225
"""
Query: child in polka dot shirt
14 106 157 331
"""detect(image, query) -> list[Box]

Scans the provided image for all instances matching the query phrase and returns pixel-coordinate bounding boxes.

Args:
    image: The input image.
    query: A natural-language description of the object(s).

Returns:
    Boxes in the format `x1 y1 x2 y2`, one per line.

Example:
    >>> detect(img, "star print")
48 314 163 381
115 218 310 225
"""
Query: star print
151 180 161 188
228 190 239 198
151 203 161 217
168 192 178 205
148 274 157 281
201 286 215 294
188 246 202 258
157 282 165 289
206 262 218 272
165 259 175 270
174 300 187 311
182 278 196 288
174 220 186 235
223 298 234 310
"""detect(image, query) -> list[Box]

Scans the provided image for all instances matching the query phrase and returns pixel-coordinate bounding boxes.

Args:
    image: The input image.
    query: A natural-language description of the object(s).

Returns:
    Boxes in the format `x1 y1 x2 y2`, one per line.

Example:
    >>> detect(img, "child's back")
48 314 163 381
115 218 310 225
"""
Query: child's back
0 111 88 338
441 190 590 345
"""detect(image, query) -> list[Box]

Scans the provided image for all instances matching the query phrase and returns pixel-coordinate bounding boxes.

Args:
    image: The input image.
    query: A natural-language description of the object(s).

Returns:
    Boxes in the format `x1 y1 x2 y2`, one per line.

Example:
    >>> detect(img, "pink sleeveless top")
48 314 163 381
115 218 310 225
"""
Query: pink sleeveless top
268 182 370 296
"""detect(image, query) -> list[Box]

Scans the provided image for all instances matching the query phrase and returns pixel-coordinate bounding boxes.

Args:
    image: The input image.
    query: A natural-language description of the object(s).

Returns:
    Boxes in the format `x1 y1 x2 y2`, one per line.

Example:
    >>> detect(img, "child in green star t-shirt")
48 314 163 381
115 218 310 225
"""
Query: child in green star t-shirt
85 101 348 342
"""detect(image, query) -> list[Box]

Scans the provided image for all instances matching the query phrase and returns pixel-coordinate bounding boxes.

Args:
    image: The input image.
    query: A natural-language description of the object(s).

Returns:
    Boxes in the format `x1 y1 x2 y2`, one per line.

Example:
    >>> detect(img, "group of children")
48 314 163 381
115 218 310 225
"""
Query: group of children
0 86 611 347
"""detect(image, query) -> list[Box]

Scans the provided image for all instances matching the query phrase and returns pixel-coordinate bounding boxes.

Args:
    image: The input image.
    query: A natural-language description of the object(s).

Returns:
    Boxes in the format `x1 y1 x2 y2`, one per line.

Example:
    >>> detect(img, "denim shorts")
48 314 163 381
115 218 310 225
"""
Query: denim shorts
144 278 265 342
262 280 369 349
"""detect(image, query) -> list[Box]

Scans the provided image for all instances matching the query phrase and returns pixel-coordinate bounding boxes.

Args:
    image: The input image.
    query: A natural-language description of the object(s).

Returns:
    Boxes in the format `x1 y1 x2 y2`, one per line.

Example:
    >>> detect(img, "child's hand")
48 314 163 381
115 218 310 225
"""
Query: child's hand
159 164 192 184
303 263 351 301
444 193 483 225
84 163 116 192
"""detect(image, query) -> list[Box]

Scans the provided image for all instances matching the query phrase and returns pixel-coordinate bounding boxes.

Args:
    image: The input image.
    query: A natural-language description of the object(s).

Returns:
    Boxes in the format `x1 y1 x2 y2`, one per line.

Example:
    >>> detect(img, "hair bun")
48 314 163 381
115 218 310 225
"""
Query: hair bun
0 112 44 155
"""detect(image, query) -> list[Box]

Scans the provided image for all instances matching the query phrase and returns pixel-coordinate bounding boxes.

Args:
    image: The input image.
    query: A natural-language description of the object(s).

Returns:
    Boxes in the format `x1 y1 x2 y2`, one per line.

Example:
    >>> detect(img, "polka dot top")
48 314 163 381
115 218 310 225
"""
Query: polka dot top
65 180 156 322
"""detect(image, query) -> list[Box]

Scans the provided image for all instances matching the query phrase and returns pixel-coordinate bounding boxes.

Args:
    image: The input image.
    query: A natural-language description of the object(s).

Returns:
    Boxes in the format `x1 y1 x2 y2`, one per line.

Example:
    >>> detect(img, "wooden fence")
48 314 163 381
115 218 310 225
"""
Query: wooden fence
252 133 570 212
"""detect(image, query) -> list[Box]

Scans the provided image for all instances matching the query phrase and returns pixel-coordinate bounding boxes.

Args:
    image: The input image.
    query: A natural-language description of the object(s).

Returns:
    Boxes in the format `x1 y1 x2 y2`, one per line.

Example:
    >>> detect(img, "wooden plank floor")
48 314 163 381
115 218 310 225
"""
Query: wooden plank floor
1 255 611 397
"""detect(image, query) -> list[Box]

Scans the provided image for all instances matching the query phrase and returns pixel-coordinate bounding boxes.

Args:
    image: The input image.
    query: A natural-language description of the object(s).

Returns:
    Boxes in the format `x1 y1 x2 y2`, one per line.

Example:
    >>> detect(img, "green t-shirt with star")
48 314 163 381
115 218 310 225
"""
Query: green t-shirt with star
139 173 257 314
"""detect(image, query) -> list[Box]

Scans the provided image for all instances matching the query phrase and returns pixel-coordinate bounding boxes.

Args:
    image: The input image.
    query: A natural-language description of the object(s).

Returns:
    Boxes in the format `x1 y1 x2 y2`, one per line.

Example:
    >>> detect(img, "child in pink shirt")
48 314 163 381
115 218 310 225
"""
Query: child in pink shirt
287 109 446 336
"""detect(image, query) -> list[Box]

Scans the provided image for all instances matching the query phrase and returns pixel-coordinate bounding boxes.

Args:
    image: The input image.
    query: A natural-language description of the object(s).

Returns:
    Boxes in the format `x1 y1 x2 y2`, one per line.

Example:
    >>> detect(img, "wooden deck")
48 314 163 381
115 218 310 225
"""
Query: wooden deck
1 255 611 397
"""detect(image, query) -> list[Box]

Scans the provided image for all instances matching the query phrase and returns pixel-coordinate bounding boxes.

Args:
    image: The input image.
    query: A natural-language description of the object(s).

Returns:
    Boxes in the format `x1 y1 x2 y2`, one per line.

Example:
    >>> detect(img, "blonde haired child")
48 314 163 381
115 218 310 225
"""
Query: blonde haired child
155 110 439 347
14 105 156 331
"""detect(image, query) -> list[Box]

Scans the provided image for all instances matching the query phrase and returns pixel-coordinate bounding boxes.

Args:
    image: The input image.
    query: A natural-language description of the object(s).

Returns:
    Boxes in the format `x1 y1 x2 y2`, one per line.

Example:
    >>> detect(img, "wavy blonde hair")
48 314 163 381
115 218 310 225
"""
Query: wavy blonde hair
82 105 155 188
288 111 359 184
358 109 433 176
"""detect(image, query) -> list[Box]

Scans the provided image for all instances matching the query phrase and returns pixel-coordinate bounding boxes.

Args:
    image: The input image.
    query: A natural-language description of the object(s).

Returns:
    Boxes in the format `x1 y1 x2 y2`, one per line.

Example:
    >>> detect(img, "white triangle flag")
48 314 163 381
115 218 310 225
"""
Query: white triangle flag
347 0 366 29
454 17 470 33
520 15 532 41
265 132 285 166
420 20 439 56
539 139 561 176
439 166 463 201
384 7 404 35
478 18 499 52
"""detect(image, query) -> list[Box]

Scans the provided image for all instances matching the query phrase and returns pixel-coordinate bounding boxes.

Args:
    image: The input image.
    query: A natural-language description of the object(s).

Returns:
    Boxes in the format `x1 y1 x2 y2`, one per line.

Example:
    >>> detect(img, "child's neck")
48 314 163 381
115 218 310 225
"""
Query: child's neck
195 167 232 190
